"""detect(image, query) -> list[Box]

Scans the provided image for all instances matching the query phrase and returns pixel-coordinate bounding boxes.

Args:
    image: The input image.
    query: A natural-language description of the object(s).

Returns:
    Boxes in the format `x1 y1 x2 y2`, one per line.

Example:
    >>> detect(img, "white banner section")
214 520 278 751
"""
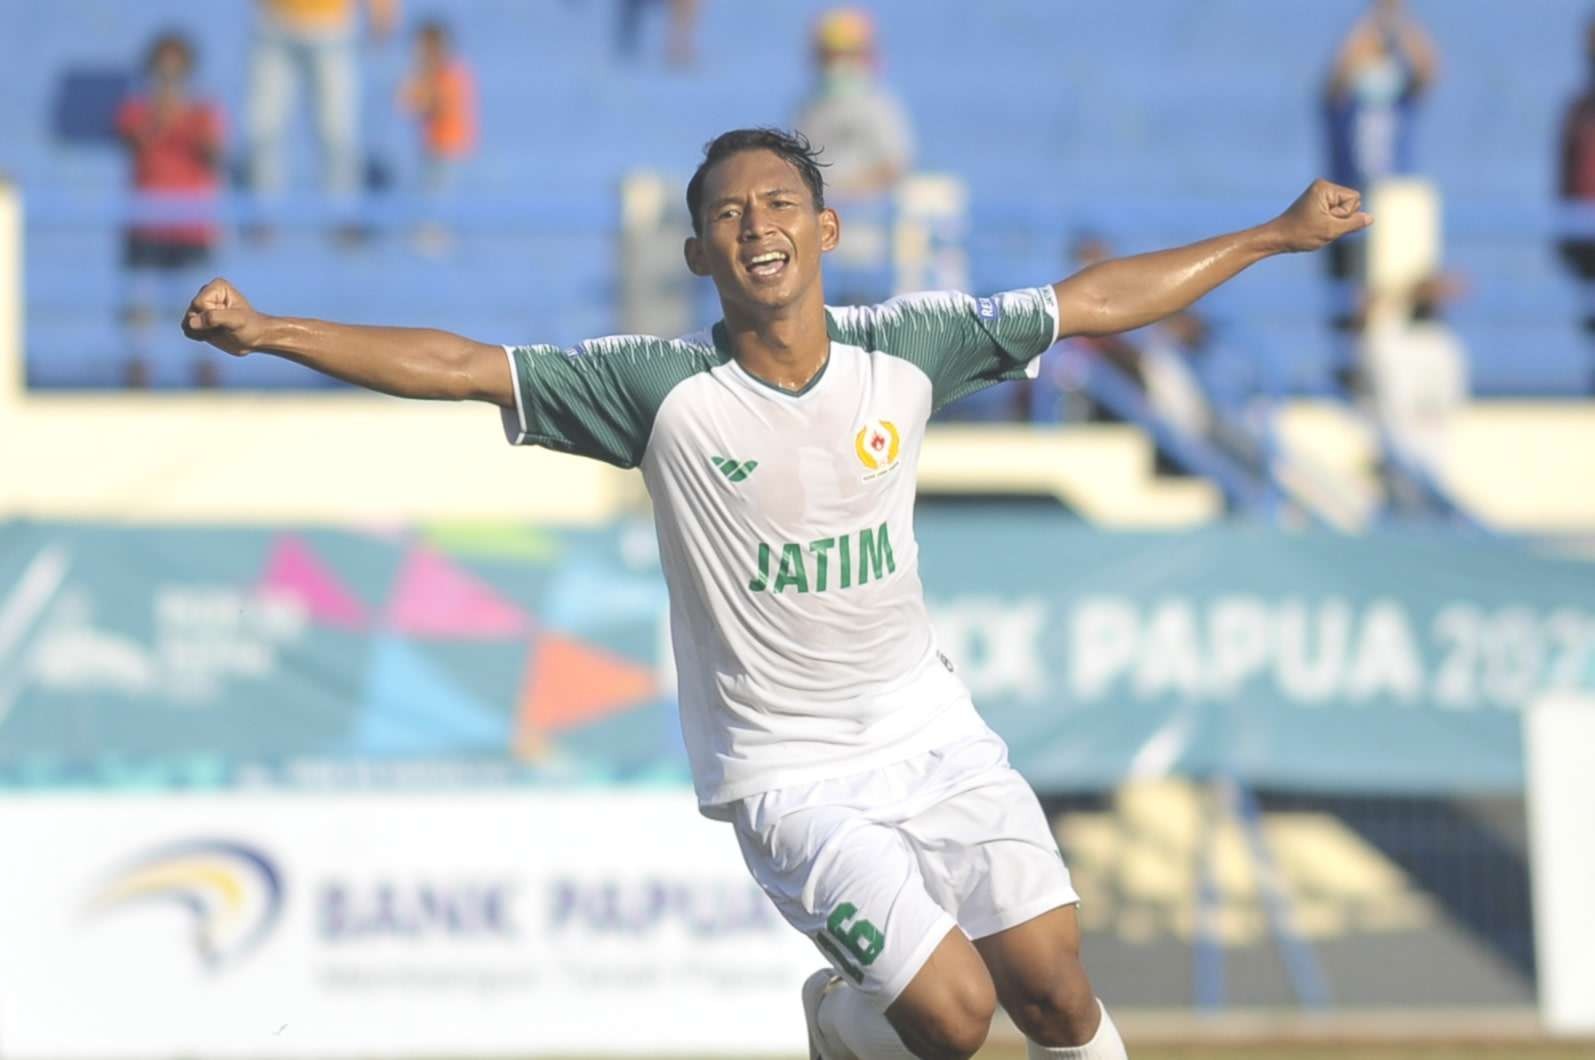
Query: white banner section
1527 696 1595 1035
0 791 817 1057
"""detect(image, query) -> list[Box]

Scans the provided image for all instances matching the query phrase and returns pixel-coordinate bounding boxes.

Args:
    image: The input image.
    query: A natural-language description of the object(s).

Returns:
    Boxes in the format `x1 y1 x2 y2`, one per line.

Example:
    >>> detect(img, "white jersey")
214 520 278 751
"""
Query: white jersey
502 287 1060 811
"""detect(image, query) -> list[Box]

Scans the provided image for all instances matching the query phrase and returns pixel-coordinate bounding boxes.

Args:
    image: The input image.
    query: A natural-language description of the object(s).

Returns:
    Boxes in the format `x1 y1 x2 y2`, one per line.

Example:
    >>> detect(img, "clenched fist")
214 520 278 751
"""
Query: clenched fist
181 277 268 356
1268 179 1373 253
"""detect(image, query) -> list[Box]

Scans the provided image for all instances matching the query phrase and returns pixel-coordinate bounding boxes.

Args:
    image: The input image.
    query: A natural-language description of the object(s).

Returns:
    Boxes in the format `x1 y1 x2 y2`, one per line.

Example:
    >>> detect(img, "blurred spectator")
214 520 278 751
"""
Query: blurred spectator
398 19 476 254
1322 0 1438 280
246 0 397 199
794 8 914 201
615 0 700 67
1556 16 1595 308
1140 311 1274 480
1028 232 1272 481
1138 313 1215 441
792 9 915 305
1031 233 1146 423
1356 275 1470 505
399 20 476 191
116 32 224 388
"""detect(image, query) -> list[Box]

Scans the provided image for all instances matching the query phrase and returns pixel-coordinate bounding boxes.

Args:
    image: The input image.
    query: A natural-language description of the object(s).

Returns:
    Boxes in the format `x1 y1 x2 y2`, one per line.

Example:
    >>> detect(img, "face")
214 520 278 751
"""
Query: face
685 149 839 319
817 44 867 72
151 43 191 86
418 31 446 68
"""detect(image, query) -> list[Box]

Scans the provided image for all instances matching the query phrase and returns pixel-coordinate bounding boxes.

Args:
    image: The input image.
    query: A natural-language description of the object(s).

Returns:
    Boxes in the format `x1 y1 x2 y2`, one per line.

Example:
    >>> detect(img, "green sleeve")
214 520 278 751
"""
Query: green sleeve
827 287 1061 412
500 335 721 468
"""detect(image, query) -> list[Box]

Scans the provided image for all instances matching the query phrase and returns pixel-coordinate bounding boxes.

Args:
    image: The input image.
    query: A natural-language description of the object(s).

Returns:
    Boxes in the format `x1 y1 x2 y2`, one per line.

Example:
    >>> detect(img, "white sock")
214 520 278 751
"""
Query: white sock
817 979 916 1060
1026 999 1127 1059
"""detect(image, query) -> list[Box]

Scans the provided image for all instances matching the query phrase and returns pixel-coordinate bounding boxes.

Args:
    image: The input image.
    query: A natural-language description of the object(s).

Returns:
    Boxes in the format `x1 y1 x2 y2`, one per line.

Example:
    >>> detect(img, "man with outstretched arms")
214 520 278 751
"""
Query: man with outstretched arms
184 128 1369 1060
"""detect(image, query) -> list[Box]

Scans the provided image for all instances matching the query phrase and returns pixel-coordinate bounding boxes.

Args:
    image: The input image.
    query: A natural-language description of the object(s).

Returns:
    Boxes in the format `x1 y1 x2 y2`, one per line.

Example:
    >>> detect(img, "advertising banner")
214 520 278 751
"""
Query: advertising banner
0 792 815 1057
1 519 1593 793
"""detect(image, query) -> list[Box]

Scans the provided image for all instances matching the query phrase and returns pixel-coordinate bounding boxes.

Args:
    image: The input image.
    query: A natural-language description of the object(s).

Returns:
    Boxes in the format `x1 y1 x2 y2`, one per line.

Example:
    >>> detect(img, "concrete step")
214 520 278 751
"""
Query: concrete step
921 425 1222 527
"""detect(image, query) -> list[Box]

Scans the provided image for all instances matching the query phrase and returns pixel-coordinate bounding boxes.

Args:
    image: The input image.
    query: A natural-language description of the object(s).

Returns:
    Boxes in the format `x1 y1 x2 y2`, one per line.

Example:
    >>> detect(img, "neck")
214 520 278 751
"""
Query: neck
722 294 830 392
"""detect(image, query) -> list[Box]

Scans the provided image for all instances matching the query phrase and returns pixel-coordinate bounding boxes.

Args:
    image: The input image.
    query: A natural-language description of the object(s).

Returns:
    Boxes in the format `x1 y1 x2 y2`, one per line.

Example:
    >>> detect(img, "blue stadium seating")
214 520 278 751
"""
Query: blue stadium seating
4 0 1590 392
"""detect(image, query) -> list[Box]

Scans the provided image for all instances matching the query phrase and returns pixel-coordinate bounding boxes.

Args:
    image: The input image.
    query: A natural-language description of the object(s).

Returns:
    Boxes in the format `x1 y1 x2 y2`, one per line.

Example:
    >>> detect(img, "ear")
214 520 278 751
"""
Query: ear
818 207 840 254
683 235 710 277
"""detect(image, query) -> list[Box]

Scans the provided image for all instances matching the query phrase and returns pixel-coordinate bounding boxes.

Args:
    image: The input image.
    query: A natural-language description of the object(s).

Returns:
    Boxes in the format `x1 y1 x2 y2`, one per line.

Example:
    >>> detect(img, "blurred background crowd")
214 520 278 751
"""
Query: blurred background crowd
8 0 1595 527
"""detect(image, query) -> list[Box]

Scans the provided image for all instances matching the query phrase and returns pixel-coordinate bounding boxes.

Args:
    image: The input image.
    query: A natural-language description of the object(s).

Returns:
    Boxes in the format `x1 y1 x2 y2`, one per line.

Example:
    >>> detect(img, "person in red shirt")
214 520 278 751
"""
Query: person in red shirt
118 34 224 268
117 33 226 386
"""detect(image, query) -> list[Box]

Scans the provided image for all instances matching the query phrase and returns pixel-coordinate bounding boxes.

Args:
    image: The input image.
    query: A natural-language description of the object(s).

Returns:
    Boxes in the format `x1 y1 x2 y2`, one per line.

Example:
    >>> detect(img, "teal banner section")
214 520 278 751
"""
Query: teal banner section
1 518 1592 793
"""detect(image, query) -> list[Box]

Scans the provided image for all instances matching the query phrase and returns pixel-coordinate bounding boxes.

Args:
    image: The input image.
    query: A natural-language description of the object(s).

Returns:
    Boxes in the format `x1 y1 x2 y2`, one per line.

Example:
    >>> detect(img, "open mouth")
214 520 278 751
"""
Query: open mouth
744 250 790 280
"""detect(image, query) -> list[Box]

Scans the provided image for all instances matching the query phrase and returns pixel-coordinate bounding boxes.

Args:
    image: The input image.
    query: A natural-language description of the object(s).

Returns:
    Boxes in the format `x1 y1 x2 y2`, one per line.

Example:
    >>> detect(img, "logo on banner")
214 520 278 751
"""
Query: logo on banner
549 877 783 938
853 419 902 480
319 880 521 940
25 586 307 704
85 839 285 971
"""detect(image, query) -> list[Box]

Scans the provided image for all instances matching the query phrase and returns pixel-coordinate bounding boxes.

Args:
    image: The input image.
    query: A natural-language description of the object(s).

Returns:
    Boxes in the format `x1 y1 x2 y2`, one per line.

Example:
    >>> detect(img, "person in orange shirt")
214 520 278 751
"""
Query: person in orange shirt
246 0 397 198
398 20 477 194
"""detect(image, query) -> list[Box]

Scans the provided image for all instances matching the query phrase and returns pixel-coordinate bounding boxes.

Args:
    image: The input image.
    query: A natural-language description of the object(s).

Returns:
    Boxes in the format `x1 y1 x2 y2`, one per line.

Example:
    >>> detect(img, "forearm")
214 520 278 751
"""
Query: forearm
1055 225 1281 337
1398 22 1438 89
252 316 502 401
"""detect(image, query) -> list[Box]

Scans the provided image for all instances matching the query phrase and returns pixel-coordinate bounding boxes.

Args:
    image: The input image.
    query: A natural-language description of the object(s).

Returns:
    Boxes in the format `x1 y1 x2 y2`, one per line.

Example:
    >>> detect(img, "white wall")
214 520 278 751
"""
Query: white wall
1526 696 1595 1035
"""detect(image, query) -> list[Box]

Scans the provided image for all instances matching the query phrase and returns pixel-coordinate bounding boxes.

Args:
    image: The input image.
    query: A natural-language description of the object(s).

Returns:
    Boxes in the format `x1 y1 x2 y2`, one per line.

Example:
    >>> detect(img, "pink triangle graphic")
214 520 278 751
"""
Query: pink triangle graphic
259 534 368 630
386 546 530 638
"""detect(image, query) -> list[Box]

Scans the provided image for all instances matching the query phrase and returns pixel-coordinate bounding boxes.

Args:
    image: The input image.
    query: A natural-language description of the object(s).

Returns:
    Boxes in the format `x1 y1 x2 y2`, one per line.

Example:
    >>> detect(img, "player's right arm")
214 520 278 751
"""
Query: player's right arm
181 277 513 406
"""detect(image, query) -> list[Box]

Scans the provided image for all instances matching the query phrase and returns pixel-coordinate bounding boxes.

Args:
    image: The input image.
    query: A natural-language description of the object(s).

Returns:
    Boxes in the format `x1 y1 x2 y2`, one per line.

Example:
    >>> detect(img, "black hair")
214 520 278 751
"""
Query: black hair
685 128 827 235
417 18 451 45
145 31 196 74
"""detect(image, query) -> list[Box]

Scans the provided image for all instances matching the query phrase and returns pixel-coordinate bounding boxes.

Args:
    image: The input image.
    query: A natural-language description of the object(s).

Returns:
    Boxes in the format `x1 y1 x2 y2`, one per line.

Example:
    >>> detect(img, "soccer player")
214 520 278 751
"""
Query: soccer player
183 128 1369 1060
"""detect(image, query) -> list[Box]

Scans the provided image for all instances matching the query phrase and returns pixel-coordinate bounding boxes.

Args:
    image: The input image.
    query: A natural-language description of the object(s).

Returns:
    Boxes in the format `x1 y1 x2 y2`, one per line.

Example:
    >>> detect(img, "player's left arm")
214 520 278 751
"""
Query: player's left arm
1051 180 1371 339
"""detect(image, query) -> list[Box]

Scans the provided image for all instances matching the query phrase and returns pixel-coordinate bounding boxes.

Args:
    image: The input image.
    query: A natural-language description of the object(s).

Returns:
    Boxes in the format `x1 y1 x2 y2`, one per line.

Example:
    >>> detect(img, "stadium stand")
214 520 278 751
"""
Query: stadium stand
5 0 1590 397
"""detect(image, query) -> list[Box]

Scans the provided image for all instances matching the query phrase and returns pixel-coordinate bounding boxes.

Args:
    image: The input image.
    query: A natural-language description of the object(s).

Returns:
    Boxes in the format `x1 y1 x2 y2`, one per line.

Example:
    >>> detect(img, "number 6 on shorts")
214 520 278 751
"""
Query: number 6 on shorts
814 901 886 983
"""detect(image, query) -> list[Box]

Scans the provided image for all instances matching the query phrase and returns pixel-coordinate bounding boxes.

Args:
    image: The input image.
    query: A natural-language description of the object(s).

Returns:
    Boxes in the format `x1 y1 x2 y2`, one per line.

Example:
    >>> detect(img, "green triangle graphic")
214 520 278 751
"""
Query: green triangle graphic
421 522 563 564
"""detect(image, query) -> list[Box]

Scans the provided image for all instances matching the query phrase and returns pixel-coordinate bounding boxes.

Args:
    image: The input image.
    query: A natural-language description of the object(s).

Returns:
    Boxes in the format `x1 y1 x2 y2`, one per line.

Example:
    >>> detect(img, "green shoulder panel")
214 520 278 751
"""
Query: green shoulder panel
826 287 1059 412
503 332 727 468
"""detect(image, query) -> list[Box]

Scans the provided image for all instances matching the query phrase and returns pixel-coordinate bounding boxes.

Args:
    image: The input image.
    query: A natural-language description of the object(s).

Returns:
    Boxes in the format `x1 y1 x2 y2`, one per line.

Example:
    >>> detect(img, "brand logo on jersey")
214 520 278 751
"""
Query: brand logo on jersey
976 296 1002 322
854 419 902 480
710 456 758 483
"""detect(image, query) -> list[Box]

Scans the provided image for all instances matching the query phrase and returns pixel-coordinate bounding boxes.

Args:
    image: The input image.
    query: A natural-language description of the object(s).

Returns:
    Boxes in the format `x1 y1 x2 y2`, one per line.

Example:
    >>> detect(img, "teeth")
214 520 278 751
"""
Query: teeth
749 252 786 266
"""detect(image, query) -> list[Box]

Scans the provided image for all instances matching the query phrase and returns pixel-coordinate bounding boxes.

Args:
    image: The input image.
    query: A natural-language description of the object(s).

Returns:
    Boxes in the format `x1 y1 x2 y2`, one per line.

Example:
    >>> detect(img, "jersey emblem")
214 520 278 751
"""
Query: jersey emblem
853 419 902 481
976 296 1002 321
854 417 905 478
710 456 759 483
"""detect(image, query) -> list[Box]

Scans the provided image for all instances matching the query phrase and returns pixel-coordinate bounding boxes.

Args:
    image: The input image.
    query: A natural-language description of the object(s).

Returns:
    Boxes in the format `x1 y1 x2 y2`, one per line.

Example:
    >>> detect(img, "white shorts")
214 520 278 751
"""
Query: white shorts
729 726 1079 1007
